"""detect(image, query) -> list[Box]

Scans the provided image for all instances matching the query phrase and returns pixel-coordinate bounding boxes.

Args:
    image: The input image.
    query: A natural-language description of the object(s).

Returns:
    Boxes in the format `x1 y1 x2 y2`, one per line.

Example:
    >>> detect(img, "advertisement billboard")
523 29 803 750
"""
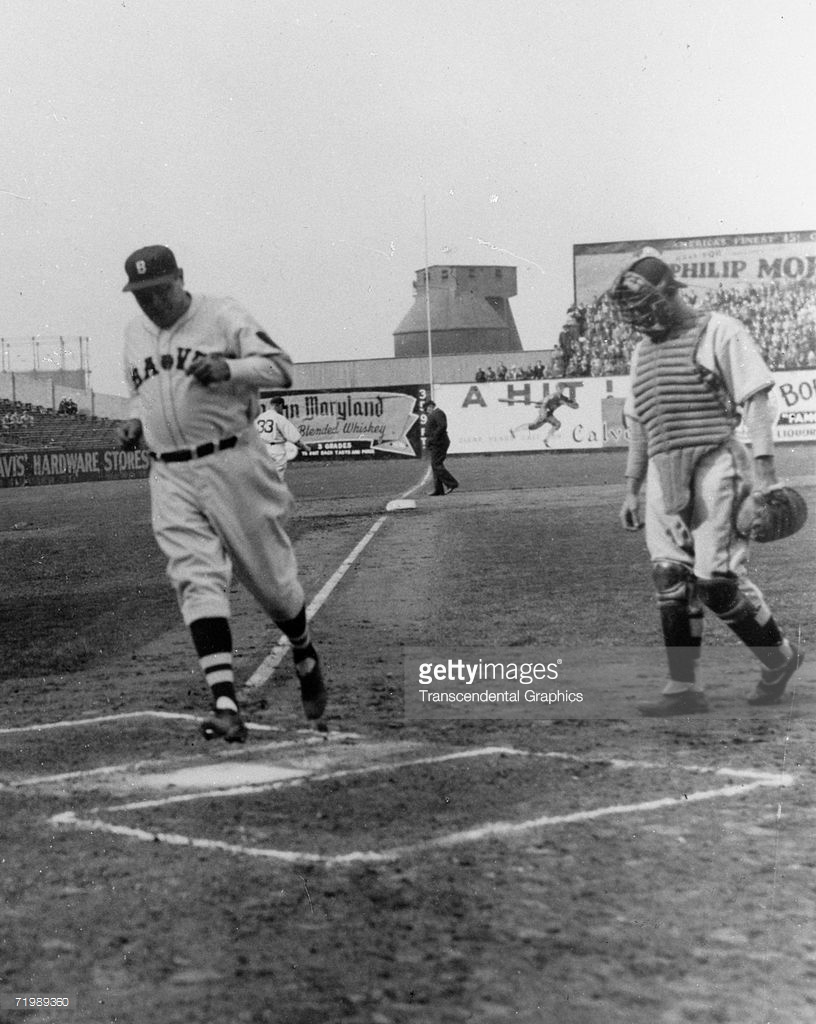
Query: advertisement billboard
437 370 816 453
573 229 816 308
259 386 423 459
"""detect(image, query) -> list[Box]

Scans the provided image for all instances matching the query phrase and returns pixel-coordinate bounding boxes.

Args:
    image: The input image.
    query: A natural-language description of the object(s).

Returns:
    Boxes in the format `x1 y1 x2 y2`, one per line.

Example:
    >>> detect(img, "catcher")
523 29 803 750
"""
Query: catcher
610 253 806 716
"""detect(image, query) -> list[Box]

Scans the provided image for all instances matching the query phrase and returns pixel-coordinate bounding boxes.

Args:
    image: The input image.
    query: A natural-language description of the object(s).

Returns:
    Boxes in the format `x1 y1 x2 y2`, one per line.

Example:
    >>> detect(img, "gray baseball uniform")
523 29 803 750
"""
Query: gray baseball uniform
123 294 304 625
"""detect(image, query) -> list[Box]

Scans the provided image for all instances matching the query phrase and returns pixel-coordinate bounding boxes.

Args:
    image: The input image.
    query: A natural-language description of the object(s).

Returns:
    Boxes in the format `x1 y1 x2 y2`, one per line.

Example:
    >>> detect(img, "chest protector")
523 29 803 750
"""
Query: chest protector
632 314 737 515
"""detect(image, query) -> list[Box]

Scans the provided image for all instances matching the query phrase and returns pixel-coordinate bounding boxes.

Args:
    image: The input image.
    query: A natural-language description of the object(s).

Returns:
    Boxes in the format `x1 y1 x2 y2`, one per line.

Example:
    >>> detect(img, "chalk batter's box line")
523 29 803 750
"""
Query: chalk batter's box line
0 709 279 736
47 746 794 866
0 709 363 792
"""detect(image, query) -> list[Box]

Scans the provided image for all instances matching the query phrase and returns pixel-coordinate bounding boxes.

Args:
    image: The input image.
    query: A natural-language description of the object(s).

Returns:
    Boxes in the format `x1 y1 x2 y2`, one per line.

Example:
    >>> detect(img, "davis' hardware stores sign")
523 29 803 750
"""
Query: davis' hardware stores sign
0 447 150 487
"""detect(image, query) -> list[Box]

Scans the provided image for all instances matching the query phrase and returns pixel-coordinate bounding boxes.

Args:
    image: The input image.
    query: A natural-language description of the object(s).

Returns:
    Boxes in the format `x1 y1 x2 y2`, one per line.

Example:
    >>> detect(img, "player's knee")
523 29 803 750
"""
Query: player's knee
696 572 745 619
651 560 693 606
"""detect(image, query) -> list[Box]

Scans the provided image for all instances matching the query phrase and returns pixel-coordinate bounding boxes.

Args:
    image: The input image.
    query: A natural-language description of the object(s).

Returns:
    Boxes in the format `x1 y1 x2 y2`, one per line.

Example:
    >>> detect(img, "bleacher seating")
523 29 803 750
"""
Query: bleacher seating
0 398 119 452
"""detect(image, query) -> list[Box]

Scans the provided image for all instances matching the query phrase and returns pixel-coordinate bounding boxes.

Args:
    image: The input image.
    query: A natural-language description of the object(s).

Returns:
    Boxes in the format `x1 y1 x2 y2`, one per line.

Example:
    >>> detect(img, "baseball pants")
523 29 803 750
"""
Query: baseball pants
149 431 305 625
644 438 771 618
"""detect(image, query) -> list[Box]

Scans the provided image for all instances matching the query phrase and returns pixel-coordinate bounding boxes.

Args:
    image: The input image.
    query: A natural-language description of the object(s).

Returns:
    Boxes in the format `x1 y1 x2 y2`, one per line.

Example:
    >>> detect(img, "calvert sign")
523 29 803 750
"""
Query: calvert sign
439 370 816 453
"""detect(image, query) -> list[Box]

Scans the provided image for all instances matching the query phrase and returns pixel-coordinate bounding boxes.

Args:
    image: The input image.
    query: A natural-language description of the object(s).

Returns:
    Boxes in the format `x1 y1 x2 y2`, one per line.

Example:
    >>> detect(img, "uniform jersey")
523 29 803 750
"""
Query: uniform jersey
255 409 304 472
123 294 293 455
624 311 773 423
625 311 773 517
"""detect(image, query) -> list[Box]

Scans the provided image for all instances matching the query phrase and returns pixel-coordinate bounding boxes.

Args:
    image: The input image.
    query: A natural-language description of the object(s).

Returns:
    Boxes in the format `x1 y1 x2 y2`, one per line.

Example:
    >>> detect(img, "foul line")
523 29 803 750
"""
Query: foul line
243 469 430 691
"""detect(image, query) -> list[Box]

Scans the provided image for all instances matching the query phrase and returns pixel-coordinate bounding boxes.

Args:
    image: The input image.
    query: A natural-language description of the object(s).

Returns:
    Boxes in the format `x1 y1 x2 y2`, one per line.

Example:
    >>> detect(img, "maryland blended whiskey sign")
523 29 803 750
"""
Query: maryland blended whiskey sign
259 386 423 458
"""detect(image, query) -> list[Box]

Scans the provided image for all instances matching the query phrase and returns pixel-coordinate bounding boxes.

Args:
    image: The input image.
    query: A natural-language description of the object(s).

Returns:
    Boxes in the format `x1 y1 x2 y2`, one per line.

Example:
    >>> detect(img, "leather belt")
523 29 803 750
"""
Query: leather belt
151 436 238 463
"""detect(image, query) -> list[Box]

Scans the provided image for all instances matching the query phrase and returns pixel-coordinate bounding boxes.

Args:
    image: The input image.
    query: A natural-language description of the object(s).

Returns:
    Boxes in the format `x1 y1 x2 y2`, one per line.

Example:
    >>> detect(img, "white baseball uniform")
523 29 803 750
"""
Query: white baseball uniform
123 294 304 625
255 408 304 477
624 310 774 602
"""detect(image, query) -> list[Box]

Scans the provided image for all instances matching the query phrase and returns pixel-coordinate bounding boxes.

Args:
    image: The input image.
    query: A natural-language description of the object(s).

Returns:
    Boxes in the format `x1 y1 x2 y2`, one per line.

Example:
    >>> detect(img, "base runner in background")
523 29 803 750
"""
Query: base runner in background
255 396 310 479
116 244 327 742
510 383 579 446
611 253 803 717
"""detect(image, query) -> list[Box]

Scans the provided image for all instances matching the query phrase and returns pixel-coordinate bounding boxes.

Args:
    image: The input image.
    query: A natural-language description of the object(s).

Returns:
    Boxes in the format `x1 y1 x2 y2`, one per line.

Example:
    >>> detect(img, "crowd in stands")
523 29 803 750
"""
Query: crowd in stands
473 360 550 382
556 278 816 378
2 408 35 430
470 278 816 382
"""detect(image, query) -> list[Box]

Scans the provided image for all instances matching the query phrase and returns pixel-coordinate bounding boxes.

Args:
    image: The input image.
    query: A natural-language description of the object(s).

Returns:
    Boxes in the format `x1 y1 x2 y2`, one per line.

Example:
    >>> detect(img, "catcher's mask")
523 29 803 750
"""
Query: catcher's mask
608 256 685 339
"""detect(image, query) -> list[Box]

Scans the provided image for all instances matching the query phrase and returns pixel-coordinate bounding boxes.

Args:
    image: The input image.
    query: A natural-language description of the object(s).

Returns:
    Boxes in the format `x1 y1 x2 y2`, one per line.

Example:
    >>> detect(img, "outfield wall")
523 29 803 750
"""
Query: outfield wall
2 370 814 487
437 369 816 454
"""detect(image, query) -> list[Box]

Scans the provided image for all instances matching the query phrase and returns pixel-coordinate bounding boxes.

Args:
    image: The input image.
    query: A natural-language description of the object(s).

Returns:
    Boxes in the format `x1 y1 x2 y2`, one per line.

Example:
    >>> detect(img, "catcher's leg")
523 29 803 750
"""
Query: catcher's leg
637 470 710 713
691 443 798 690
696 572 793 671
652 561 704 694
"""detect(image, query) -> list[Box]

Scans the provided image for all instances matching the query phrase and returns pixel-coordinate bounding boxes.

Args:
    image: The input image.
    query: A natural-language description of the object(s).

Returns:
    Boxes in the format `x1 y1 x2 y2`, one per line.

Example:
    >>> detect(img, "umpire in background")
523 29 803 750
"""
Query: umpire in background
423 399 459 496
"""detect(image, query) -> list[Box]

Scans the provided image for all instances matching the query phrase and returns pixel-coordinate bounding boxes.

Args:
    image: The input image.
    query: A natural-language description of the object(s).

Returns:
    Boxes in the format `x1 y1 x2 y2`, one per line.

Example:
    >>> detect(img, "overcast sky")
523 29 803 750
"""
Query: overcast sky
4 0 816 395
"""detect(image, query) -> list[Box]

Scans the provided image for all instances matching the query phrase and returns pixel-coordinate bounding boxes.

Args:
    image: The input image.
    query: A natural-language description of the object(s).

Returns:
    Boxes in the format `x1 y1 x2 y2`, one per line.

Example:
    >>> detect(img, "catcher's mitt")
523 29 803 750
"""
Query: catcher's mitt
736 485 808 543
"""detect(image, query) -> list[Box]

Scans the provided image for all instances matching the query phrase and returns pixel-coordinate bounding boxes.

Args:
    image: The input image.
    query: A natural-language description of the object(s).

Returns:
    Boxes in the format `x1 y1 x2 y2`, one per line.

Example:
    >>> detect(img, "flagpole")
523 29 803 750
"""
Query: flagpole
423 195 434 402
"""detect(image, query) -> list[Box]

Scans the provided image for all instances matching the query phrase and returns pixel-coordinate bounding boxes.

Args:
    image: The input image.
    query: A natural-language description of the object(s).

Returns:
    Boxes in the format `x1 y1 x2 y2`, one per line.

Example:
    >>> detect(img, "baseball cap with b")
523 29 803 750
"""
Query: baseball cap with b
122 245 181 292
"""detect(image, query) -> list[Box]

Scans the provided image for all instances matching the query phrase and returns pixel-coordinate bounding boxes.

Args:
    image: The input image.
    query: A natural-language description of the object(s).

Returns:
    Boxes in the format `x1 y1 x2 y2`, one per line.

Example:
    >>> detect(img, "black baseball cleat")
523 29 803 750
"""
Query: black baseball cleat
748 643 803 705
295 650 327 722
445 482 459 493
201 708 248 743
637 690 709 717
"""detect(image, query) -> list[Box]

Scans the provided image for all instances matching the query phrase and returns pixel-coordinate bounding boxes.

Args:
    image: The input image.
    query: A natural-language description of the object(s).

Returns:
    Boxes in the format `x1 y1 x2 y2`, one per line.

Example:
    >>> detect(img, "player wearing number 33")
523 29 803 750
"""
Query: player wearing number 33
609 253 806 716
116 245 327 741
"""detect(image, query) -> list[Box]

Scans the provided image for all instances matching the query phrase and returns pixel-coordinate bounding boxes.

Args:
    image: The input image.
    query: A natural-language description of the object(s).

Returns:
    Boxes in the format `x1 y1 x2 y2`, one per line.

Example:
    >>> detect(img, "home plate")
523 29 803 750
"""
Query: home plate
138 763 307 790
385 498 417 512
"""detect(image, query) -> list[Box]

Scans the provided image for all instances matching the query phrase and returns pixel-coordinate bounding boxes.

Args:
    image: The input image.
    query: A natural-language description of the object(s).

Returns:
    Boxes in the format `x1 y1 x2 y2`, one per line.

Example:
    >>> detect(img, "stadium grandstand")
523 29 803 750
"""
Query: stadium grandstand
556 277 816 379
0 396 118 452
0 335 123 453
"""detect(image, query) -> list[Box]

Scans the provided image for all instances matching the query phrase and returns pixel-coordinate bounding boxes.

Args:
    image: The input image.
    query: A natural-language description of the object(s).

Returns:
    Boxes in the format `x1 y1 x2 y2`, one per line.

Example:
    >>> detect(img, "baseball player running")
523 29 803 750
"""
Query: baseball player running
117 245 327 741
255 396 310 479
510 383 579 446
609 253 803 716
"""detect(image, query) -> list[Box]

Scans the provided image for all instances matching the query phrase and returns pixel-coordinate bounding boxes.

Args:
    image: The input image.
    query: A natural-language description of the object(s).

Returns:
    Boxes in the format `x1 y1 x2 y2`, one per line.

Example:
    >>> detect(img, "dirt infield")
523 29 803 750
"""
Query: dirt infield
1 447 815 1024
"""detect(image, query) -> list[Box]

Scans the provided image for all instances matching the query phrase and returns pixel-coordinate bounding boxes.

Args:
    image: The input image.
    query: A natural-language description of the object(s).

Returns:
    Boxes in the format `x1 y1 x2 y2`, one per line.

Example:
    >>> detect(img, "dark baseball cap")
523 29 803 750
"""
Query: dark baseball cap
123 245 181 292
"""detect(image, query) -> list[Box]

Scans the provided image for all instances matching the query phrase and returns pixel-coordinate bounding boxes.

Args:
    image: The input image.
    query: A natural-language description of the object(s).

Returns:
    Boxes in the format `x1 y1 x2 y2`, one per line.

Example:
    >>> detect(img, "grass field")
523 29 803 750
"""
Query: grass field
1 446 815 1024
